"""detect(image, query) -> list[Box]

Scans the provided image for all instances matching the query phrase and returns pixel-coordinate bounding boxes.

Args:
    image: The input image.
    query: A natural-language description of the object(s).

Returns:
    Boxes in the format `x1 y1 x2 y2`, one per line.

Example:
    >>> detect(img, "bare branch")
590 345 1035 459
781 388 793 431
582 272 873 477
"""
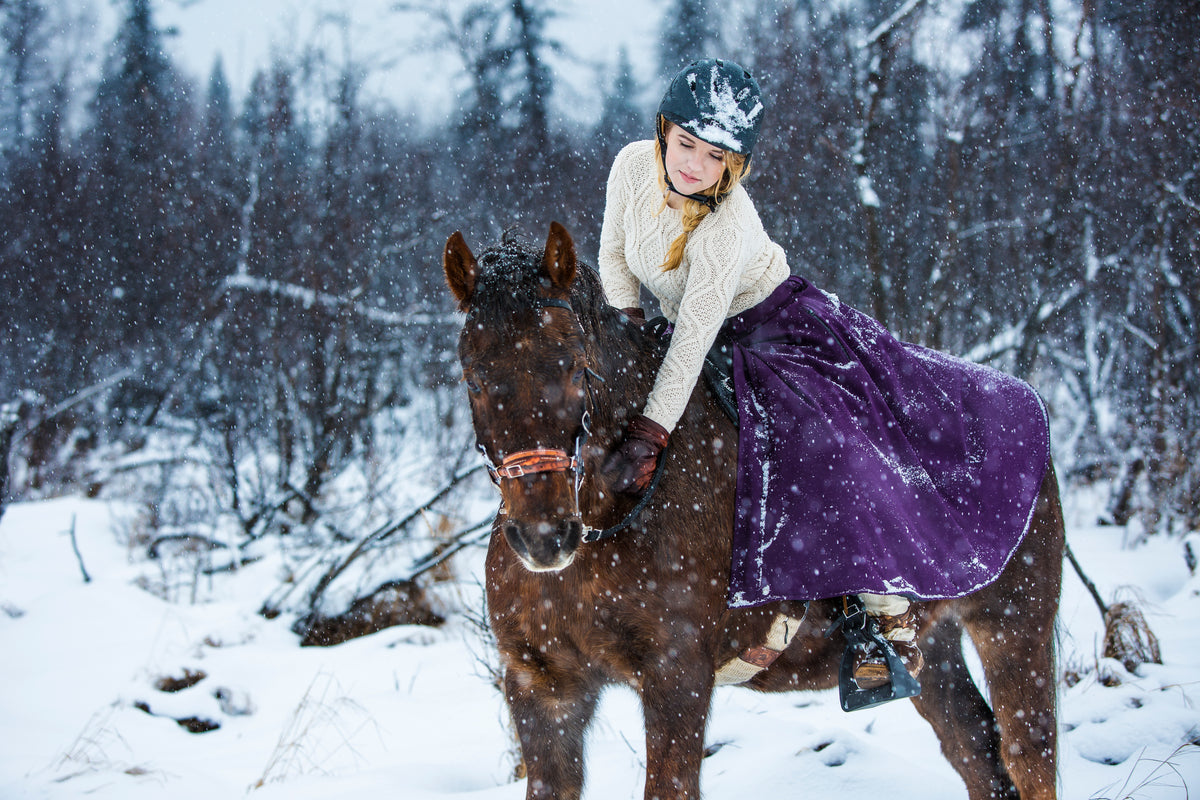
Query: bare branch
218 273 454 328
67 514 92 584
859 0 925 49
295 463 488 615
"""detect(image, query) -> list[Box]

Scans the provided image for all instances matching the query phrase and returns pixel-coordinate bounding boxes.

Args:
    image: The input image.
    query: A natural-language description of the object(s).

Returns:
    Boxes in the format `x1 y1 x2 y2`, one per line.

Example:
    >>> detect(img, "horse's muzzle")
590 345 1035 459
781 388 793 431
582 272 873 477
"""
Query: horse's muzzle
503 516 584 572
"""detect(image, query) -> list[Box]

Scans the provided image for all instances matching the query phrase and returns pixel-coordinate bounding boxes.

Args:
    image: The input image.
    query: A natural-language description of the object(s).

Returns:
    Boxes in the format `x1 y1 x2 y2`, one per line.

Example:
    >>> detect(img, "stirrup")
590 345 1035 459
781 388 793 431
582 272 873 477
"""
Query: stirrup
825 596 921 712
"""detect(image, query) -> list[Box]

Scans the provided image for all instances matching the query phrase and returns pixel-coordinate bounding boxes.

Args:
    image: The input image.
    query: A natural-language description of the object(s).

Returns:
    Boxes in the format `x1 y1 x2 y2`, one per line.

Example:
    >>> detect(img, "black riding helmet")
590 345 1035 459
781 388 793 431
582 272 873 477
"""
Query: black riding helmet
656 58 764 208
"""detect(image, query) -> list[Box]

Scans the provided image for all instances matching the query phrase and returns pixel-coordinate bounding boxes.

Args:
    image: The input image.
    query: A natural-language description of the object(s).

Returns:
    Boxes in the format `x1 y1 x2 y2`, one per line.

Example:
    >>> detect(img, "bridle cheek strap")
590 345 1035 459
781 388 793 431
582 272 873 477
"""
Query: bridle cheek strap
490 448 580 481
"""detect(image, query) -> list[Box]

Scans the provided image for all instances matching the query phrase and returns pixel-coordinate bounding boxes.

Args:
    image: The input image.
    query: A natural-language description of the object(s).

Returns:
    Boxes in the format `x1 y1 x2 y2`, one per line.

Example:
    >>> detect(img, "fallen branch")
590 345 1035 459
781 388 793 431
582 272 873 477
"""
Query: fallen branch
1064 541 1108 616
257 464 489 620
147 533 229 560
403 517 493 581
42 370 135 426
859 0 925 49
219 273 454 329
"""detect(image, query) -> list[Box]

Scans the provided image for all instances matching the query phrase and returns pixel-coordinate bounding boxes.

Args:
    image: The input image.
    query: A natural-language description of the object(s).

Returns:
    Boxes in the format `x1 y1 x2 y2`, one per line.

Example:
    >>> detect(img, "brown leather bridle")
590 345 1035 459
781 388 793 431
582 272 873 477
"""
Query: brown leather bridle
477 298 594 518
475 298 667 543
480 409 592 520
489 448 581 481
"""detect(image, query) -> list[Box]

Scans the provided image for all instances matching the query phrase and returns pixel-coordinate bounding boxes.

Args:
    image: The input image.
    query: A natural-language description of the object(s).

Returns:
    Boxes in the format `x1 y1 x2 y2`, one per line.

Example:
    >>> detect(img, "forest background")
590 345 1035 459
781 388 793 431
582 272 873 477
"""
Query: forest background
0 0 1197 632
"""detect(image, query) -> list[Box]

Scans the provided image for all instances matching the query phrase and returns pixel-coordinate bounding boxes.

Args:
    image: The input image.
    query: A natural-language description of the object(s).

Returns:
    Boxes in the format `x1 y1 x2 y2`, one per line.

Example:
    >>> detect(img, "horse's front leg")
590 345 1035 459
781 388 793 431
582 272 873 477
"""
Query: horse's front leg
505 664 600 800
640 659 715 800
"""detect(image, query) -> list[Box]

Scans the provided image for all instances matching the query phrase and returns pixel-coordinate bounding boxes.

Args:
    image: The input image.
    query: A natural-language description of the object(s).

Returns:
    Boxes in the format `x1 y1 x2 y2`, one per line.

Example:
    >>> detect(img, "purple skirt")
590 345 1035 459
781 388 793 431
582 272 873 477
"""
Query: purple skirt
723 276 1050 607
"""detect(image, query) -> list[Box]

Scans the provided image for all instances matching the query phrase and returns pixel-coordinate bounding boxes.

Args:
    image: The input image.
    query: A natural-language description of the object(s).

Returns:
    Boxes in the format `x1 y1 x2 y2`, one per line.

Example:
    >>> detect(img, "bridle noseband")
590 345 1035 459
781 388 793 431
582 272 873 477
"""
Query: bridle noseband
482 408 593 518
489 448 580 481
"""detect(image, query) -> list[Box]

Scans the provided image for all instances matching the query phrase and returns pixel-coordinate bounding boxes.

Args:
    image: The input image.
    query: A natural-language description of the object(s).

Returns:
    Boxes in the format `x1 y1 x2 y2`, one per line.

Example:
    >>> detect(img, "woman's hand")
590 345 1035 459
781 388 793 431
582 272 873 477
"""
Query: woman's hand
603 414 670 494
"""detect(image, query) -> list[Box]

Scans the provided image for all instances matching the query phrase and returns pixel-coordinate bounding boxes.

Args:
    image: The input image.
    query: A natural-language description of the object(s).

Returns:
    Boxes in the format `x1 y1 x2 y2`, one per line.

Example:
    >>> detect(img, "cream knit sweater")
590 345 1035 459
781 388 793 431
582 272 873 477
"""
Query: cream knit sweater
598 140 790 432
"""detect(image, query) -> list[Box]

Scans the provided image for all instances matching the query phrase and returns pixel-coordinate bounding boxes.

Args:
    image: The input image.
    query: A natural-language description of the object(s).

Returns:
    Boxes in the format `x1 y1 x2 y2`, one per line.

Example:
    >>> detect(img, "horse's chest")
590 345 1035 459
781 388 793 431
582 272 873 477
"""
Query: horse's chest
491 571 668 673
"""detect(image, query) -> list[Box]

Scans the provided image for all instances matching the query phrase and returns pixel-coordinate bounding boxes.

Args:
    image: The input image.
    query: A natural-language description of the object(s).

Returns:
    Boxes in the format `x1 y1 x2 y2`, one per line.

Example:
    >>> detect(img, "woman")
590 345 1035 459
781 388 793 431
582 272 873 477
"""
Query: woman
598 59 1051 692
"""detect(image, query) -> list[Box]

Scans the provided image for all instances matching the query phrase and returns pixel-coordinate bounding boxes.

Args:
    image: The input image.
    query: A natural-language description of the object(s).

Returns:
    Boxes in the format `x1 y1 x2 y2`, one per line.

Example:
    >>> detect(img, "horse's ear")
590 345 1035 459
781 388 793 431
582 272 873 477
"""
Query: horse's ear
543 221 577 291
444 231 478 311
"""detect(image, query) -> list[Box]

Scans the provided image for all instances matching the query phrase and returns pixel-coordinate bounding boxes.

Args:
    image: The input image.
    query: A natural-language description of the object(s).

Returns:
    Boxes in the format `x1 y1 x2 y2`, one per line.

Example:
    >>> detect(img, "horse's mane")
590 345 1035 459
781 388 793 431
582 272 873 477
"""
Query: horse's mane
471 231 617 338
469 230 664 422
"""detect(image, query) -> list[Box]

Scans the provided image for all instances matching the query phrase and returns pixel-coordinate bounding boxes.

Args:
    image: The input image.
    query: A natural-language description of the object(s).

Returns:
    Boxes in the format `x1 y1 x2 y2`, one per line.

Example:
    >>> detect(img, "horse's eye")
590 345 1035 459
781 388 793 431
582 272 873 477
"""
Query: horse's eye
464 376 482 394
571 368 586 385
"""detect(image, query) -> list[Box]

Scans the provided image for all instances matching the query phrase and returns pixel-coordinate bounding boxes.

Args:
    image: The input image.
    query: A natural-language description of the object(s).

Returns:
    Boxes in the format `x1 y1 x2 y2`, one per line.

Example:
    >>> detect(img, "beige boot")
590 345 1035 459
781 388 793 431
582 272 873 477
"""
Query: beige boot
851 595 924 690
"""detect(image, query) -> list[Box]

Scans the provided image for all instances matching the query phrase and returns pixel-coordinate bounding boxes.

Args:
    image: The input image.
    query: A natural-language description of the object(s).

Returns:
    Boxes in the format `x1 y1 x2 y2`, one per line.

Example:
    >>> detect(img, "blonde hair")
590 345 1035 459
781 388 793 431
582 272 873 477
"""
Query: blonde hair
654 117 750 272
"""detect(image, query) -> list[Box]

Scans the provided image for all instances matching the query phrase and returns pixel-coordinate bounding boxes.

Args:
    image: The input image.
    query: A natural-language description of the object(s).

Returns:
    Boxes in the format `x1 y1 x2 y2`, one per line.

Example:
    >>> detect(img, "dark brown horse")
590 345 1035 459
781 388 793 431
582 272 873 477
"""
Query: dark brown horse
443 222 1064 800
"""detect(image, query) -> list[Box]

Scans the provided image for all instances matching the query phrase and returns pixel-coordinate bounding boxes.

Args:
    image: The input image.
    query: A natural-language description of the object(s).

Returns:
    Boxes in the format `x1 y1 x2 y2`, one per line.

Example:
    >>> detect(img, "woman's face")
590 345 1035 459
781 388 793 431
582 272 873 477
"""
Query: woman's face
663 124 727 198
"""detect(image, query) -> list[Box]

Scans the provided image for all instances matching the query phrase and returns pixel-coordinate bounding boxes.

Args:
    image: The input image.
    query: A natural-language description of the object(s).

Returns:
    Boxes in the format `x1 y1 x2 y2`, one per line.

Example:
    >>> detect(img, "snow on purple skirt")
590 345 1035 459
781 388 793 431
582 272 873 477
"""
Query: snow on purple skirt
723 276 1050 607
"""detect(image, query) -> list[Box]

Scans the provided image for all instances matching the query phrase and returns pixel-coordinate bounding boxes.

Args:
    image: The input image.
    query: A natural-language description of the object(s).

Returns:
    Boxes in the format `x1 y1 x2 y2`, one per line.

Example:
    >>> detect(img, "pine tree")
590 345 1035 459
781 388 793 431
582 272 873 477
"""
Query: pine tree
595 47 645 162
658 0 723 80
193 58 240 291
510 0 556 156
87 0 190 341
201 58 235 176
0 0 49 156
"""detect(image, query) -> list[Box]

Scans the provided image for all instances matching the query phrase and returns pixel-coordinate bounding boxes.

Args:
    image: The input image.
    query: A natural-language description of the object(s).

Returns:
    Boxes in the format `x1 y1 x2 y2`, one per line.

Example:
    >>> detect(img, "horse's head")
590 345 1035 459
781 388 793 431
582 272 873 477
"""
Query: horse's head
444 222 597 572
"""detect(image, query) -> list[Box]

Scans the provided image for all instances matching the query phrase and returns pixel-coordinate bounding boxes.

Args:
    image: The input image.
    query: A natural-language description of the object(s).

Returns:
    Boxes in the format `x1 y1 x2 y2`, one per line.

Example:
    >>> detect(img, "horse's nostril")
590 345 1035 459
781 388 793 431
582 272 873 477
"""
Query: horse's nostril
561 517 583 543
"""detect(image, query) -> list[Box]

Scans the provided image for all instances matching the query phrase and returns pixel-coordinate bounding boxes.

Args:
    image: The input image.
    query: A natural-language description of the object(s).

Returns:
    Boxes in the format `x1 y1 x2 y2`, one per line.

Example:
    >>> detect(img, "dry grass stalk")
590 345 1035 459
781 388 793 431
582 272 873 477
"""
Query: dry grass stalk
250 672 375 789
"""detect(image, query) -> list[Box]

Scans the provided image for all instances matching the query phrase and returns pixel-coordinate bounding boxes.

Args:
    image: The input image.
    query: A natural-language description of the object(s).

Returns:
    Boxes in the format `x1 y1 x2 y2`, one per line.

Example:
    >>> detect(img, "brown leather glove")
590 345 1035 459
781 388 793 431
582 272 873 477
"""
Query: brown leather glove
603 414 669 495
621 306 647 325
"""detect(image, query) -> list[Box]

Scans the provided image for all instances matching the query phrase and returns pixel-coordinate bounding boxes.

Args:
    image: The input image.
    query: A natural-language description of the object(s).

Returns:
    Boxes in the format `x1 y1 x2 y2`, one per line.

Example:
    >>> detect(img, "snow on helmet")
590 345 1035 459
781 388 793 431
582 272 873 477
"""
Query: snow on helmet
657 58 764 157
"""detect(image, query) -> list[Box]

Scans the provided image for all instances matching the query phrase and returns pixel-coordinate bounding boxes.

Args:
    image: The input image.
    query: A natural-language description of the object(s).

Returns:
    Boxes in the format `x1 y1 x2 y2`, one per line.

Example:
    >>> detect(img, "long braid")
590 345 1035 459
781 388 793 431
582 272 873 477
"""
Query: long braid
654 196 706 272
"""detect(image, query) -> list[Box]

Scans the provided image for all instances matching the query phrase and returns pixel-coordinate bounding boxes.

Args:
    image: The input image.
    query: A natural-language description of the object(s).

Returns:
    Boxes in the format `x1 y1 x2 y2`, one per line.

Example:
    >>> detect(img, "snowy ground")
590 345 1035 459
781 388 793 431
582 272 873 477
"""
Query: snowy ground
2 487 1198 799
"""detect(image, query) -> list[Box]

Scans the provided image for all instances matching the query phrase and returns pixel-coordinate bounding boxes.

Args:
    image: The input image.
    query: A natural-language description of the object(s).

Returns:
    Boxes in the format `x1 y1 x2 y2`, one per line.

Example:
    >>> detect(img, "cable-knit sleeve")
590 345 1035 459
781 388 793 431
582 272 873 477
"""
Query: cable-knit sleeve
598 146 643 309
642 217 751 431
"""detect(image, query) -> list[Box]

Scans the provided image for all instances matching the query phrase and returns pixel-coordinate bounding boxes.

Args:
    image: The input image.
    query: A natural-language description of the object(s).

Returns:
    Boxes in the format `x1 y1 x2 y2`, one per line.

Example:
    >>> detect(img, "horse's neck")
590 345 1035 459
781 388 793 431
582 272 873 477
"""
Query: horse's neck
580 315 735 541
589 322 658 435
586 310 732 451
